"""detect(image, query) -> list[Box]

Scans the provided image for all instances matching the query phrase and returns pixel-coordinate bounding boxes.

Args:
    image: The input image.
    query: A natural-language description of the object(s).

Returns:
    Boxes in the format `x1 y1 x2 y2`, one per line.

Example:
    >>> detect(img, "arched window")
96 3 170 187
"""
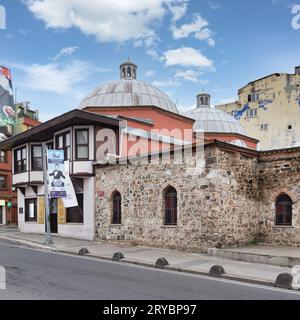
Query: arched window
276 194 292 226
122 67 125 78
127 66 131 77
164 186 177 225
112 191 121 224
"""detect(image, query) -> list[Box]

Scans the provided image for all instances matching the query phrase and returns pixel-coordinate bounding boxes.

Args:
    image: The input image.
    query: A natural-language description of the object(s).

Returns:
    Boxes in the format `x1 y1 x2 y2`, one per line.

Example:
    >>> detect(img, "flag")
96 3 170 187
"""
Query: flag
0 66 15 126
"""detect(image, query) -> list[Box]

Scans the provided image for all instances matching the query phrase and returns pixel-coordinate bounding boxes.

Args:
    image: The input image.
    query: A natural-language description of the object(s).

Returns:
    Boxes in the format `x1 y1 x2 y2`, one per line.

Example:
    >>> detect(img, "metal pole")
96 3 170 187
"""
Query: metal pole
42 143 53 245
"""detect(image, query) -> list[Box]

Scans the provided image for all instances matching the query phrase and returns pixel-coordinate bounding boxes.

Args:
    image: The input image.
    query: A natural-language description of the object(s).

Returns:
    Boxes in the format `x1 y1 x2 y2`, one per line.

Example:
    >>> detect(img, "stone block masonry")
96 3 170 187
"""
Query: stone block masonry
95 143 260 252
257 148 300 246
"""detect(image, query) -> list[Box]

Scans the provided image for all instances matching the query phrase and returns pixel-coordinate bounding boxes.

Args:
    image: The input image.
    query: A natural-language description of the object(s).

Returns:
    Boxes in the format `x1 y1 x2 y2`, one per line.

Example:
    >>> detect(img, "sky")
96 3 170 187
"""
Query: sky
0 0 300 121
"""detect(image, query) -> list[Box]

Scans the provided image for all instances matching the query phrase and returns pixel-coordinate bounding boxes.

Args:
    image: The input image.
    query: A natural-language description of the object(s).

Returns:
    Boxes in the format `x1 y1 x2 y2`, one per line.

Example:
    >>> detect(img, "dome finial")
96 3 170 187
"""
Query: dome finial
196 91 211 108
120 59 137 79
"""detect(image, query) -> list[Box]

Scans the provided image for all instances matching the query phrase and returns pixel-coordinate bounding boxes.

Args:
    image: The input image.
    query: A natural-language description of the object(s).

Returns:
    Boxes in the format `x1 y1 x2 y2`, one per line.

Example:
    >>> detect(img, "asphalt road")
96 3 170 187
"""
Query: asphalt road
0 239 300 300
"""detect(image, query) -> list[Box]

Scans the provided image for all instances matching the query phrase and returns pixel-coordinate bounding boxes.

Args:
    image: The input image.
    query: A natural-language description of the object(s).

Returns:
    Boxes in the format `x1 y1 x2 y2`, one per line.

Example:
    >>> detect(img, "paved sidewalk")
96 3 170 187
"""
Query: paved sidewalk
0 230 295 287
208 245 300 267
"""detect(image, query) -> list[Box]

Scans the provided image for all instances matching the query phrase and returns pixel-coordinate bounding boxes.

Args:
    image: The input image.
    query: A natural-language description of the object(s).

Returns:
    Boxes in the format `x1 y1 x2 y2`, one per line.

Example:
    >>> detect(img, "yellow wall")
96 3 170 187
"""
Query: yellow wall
58 198 66 225
38 197 66 225
38 197 45 224
216 71 300 150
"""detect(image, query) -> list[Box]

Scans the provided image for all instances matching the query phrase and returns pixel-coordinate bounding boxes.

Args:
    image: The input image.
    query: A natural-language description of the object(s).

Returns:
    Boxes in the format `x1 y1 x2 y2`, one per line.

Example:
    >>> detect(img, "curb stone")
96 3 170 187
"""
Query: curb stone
0 235 292 290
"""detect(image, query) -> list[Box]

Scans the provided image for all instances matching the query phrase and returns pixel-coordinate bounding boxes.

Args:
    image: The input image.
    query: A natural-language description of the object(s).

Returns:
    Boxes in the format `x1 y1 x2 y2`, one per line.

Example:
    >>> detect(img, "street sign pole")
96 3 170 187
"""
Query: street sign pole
42 143 53 245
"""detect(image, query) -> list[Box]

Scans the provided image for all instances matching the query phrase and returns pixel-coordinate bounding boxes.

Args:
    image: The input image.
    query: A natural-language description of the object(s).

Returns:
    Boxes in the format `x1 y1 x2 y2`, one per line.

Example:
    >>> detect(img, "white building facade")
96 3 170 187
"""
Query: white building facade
2 109 121 240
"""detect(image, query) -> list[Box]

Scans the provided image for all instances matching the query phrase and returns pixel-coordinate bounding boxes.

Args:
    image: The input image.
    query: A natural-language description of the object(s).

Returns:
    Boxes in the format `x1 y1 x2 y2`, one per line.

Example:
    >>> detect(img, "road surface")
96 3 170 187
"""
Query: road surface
0 239 299 300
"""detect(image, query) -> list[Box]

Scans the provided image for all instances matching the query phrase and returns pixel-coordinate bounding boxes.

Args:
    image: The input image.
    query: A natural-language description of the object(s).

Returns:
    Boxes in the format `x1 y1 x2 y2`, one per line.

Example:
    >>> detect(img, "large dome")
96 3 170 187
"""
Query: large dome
79 60 179 114
79 78 179 113
183 93 245 135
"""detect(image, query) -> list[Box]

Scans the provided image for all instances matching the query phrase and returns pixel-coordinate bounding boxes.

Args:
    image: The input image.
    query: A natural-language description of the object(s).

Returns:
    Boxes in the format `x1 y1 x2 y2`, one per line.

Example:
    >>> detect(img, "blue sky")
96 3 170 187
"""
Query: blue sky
0 0 300 121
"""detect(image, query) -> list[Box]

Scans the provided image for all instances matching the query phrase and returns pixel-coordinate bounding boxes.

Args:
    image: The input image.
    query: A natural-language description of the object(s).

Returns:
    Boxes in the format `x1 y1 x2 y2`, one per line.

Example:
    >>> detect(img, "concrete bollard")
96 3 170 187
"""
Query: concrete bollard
275 273 293 289
209 265 225 277
155 257 169 269
77 248 89 256
112 252 125 261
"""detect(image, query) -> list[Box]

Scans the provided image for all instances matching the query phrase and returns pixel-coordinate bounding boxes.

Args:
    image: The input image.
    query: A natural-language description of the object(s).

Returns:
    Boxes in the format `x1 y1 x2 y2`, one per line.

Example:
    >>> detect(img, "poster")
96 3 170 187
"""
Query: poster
47 150 66 198
62 160 78 208
0 66 16 126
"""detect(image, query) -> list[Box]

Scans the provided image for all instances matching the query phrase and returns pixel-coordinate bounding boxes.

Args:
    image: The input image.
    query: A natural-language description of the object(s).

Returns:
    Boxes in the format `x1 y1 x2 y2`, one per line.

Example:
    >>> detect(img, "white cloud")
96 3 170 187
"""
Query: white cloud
18 29 30 36
133 34 160 59
145 70 156 77
146 48 160 60
95 67 113 73
168 0 188 22
171 14 215 46
162 47 213 69
194 28 215 47
52 46 78 61
178 103 196 112
25 0 187 44
152 79 181 88
174 69 209 84
218 97 237 105
172 15 207 38
208 2 222 10
11 60 91 96
5 34 15 40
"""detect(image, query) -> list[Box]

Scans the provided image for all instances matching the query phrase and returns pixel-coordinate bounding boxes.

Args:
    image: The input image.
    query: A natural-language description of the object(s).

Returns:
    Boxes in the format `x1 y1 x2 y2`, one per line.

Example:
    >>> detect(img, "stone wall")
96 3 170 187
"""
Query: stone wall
94 144 259 252
257 149 300 246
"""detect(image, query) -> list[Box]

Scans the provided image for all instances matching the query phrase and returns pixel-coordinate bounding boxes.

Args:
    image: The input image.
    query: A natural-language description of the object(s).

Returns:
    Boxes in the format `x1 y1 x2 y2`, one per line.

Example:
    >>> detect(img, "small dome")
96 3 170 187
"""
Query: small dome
183 106 246 135
79 59 179 114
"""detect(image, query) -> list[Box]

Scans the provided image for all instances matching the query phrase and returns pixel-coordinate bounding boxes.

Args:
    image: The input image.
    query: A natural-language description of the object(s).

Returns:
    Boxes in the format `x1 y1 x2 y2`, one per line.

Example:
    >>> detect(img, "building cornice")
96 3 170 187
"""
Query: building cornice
84 105 195 124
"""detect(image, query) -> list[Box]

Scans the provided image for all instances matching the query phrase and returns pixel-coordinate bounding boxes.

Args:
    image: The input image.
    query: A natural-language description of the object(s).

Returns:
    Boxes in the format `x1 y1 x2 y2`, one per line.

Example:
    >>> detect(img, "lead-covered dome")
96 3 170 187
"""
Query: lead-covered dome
183 93 245 135
79 59 179 114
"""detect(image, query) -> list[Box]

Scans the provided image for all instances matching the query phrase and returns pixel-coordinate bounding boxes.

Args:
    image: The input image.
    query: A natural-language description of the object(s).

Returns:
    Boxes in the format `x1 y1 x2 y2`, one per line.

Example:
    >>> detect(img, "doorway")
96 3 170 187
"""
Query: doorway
49 198 58 234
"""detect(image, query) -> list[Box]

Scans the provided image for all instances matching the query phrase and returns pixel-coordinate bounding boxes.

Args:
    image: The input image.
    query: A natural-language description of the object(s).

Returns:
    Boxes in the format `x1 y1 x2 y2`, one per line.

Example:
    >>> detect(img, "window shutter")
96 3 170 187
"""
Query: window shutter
58 198 66 224
38 197 45 224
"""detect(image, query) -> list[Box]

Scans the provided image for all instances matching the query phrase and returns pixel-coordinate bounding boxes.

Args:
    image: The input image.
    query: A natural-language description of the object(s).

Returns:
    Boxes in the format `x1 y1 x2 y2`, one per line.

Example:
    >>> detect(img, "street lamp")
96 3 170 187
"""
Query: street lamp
42 143 53 245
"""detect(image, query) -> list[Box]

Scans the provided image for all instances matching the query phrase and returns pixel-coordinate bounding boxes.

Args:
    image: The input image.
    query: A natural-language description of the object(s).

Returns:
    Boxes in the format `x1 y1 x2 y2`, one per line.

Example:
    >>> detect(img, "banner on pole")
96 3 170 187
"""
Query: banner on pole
62 160 78 208
47 150 66 198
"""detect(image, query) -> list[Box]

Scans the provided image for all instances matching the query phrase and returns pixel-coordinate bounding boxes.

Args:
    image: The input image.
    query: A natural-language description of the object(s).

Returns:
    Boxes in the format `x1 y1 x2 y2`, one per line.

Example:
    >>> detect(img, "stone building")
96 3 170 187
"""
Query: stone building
94 142 259 252
94 141 300 252
0 60 300 253
216 67 300 150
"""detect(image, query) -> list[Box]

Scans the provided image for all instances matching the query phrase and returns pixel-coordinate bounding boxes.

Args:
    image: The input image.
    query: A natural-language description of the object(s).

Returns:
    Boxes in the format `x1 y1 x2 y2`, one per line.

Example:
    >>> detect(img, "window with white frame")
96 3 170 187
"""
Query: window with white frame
0 151 6 163
246 108 258 118
248 93 260 102
260 124 269 131
75 129 89 160
25 198 37 222
31 145 43 170
0 176 7 190
14 147 27 173
55 131 71 160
